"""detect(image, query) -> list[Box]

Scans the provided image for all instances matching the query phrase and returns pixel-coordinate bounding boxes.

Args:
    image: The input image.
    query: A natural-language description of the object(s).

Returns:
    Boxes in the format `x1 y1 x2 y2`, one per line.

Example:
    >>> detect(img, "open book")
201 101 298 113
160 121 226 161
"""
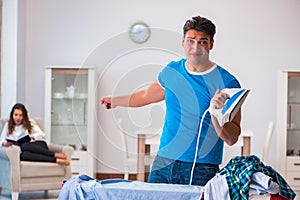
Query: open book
6 132 31 145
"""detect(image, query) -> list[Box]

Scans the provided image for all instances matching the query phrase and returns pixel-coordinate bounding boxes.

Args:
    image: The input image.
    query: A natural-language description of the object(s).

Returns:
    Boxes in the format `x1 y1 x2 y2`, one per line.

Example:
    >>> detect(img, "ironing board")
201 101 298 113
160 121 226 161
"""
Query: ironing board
59 175 271 200
59 175 203 200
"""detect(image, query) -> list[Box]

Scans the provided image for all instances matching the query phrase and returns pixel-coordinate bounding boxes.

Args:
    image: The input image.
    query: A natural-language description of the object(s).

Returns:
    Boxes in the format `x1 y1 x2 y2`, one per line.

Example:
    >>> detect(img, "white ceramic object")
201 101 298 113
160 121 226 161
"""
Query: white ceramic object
53 92 64 99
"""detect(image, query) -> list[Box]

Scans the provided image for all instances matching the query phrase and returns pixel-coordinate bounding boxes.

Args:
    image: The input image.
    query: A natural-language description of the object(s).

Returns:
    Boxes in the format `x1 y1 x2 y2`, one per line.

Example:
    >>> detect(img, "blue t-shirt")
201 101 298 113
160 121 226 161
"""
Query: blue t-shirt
157 59 241 164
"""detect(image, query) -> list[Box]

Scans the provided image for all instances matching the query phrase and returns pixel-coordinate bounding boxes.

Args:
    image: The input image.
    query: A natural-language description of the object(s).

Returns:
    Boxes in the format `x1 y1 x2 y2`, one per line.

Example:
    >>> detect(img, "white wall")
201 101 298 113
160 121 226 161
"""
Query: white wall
3 0 300 173
1 0 26 117
1 0 18 117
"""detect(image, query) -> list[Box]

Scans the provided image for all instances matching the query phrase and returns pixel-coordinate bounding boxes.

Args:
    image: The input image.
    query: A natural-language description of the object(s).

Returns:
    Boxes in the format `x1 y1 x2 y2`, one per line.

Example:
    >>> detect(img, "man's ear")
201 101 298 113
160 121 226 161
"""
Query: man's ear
182 36 185 47
210 39 214 50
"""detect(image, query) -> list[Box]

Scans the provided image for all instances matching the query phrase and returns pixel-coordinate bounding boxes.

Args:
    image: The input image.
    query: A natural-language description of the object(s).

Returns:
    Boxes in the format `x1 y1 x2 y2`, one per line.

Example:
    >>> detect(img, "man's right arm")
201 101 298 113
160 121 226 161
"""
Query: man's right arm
101 81 165 109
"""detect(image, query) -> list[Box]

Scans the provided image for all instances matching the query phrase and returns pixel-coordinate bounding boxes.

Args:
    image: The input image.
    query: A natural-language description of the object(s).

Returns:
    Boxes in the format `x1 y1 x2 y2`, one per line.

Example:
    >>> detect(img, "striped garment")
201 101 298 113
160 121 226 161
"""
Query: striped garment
219 155 295 200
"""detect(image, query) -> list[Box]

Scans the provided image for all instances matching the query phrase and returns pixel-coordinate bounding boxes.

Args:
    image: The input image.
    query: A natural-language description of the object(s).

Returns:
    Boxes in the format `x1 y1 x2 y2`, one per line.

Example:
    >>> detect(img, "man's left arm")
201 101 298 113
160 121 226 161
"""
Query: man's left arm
210 89 241 145
211 110 241 146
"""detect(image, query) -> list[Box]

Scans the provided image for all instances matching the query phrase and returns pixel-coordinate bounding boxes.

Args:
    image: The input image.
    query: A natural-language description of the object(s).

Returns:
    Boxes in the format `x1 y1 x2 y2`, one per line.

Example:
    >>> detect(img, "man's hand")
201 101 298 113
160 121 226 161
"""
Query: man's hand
210 89 241 146
101 96 113 109
210 89 228 109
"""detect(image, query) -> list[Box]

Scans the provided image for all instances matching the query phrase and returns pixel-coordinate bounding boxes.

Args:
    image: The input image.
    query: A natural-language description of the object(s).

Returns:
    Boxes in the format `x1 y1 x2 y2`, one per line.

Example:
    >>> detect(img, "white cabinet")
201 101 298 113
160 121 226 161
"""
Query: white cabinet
286 157 300 187
278 70 300 191
44 66 96 178
71 151 89 176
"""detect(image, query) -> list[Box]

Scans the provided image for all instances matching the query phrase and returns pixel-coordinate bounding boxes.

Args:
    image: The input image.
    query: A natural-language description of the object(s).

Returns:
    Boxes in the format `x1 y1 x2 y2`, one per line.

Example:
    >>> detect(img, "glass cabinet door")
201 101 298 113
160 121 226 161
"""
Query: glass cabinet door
51 68 89 151
287 72 300 156
45 66 95 177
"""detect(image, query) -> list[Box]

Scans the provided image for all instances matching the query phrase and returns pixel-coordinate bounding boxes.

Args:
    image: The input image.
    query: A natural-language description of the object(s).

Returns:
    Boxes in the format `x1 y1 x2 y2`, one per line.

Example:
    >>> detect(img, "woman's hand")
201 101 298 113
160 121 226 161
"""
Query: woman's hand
2 141 14 147
29 134 35 140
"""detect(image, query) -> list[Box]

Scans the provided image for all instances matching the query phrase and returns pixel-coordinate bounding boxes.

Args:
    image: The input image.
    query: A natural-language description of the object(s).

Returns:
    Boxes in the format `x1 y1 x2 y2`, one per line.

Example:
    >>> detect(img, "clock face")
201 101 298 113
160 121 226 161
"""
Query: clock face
129 22 150 43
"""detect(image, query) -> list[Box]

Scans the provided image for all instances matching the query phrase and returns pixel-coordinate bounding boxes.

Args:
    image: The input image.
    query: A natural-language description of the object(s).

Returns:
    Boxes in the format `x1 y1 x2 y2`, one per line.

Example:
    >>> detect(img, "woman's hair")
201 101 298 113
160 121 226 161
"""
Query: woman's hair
183 16 216 40
8 103 32 135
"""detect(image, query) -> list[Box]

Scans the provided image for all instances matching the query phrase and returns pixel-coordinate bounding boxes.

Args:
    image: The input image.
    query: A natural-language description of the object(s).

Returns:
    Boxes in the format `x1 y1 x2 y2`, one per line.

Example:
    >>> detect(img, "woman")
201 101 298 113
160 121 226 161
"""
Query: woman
0 103 69 166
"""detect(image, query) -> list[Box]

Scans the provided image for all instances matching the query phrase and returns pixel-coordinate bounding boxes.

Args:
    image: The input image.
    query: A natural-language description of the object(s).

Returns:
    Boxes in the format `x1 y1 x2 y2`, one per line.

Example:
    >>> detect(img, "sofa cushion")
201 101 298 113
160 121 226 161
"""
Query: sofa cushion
20 161 65 178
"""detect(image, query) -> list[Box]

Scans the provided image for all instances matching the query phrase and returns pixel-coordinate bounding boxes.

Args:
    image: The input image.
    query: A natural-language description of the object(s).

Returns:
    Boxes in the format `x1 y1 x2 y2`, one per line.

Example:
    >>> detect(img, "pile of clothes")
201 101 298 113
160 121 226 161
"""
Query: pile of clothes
205 155 295 200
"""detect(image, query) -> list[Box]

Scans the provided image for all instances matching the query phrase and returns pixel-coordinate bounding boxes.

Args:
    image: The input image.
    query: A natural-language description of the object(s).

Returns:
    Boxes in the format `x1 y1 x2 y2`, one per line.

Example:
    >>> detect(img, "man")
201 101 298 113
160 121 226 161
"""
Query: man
101 16 241 186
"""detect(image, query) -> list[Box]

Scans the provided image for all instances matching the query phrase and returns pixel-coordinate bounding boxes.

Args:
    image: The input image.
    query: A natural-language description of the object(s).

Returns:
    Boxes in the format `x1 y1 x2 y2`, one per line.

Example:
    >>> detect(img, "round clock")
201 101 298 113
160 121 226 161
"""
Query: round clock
129 22 150 44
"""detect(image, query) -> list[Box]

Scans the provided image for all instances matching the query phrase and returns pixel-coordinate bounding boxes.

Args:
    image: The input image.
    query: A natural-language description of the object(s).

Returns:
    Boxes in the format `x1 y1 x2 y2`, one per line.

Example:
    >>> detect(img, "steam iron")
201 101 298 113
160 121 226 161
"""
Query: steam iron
209 88 250 127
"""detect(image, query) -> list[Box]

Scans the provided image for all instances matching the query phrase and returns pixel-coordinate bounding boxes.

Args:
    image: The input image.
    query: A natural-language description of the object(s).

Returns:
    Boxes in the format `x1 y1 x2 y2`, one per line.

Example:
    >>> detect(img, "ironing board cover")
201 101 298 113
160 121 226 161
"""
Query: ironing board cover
59 174 203 200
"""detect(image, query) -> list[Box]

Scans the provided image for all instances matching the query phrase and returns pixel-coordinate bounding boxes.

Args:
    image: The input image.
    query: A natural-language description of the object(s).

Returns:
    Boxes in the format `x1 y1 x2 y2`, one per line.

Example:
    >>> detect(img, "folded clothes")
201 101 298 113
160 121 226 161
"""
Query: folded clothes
249 172 279 195
204 172 279 199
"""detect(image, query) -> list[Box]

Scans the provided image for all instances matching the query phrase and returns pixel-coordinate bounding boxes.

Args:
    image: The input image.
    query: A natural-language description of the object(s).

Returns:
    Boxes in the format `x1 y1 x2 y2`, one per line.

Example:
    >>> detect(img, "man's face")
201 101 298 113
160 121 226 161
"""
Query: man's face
182 29 214 66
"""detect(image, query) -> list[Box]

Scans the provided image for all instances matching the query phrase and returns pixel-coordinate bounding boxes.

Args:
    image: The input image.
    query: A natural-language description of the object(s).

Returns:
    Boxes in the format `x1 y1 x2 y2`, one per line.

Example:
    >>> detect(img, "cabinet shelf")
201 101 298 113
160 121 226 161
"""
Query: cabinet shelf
288 102 300 105
51 123 87 126
52 97 88 100
288 129 300 131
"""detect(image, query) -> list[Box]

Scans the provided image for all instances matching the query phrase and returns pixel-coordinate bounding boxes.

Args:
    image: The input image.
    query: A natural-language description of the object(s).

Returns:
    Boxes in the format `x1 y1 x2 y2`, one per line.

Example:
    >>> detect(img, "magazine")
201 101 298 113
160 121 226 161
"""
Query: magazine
6 132 31 145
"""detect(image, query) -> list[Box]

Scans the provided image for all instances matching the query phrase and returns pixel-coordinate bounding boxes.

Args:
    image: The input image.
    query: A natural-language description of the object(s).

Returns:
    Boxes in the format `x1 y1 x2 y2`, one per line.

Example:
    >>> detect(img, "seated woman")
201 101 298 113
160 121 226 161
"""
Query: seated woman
0 103 69 166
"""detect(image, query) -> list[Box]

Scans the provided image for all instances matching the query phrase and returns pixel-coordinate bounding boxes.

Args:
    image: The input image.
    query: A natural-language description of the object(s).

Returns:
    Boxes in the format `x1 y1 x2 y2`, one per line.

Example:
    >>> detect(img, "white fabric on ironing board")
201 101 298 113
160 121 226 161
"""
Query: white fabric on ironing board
249 172 279 196
204 172 278 199
204 173 230 200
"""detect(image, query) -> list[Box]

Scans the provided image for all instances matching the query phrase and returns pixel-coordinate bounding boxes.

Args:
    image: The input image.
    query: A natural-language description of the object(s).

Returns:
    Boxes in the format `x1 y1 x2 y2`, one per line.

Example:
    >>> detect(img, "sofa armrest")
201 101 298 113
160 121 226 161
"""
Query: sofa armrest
0 146 21 192
62 145 74 158
48 144 74 159
48 143 64 153
48 144 74 179
5 146 20 163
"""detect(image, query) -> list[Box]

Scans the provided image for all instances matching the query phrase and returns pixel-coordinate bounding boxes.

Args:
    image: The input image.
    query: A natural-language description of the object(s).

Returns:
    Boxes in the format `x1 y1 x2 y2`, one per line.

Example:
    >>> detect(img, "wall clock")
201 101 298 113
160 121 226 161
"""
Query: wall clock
129 22 150 44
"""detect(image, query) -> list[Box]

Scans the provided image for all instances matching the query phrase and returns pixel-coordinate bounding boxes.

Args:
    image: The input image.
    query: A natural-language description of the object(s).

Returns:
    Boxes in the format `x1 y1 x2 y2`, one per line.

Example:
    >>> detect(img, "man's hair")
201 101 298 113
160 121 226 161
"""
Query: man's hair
183 16 216 40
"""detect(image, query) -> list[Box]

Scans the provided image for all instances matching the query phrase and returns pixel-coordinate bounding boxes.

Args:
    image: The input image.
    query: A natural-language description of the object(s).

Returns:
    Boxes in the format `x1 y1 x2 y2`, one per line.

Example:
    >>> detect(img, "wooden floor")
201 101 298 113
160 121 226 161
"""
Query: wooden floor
0 189 60 200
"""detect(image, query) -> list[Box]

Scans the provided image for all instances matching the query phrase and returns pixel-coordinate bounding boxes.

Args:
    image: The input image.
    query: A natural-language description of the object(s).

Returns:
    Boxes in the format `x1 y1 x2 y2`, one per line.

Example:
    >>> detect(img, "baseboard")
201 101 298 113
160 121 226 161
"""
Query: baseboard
96 173 137 180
